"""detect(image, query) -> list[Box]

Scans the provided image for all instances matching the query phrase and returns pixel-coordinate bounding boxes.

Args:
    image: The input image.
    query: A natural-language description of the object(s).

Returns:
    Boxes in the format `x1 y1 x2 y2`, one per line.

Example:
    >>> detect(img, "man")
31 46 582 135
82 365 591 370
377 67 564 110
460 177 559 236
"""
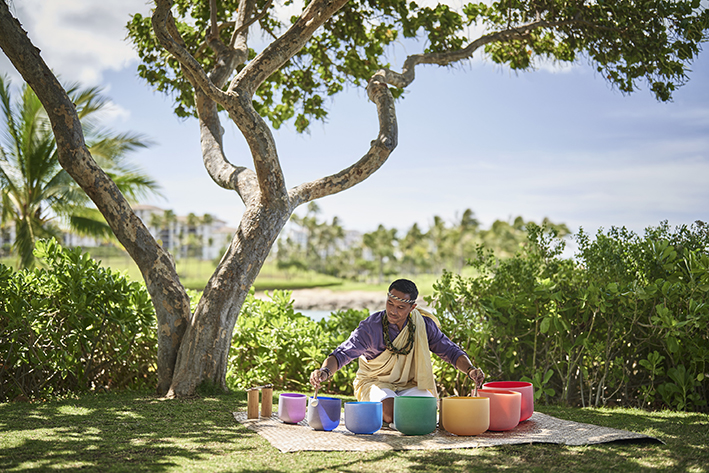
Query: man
309 279 485 425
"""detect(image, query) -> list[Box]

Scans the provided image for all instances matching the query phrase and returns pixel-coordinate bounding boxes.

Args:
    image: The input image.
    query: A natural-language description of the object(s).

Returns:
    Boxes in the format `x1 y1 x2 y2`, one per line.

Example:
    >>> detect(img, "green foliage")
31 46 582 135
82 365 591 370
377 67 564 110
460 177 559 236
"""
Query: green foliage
0 239 157 401
227 289 365 395
316 308 369 394
429 220 709 411
126 1 709 131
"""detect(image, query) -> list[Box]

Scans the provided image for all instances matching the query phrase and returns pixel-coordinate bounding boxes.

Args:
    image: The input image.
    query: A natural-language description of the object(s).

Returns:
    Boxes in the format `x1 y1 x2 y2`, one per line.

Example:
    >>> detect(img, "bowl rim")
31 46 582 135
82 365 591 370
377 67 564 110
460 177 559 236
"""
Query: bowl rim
477 388 522 396
483 381 533 388
441 395 490 401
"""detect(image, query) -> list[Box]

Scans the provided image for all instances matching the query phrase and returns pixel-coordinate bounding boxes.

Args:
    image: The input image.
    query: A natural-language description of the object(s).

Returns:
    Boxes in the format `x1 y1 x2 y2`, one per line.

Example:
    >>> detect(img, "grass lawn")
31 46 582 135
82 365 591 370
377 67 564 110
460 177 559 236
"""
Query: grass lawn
89 255 444 295
1 391 706 472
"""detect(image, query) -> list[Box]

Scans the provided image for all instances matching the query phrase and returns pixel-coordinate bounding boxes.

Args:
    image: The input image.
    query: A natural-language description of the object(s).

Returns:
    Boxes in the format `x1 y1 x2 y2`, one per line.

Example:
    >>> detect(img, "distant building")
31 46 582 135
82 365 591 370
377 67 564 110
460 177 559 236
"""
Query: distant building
133 205 236 260
1 205 236 261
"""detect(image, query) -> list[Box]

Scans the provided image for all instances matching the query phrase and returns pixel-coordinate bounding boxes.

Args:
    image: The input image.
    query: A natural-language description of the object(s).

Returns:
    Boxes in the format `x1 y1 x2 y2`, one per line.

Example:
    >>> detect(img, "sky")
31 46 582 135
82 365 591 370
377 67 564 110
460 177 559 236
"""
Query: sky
2 0 708 250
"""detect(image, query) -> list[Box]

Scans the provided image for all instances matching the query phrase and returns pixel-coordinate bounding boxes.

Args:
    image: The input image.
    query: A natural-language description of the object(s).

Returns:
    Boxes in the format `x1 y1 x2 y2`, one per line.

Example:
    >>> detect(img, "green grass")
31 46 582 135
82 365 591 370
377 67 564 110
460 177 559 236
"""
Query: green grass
1 391 706 472
88 255 443 295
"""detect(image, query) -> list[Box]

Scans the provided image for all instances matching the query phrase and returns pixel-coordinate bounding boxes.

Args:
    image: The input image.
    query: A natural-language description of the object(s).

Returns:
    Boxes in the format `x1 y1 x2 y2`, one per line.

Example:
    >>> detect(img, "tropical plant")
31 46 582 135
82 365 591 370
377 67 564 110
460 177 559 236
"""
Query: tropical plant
0 239 157 401
2 0 707 397
0 75 160 268
428 221 709 411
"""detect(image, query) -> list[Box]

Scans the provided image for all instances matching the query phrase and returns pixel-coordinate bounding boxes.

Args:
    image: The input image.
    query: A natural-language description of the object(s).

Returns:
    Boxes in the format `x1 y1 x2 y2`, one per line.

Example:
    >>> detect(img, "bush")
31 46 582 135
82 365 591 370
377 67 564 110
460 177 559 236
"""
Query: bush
428 221 709 411
0 239 157 401
227 290 365 395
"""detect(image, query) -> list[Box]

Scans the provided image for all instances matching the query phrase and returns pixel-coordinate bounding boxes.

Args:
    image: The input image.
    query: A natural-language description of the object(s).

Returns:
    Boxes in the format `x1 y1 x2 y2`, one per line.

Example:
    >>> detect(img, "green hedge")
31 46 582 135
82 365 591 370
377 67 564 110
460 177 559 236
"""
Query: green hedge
429 221 708 411
227 290 364 395
0 239 157 401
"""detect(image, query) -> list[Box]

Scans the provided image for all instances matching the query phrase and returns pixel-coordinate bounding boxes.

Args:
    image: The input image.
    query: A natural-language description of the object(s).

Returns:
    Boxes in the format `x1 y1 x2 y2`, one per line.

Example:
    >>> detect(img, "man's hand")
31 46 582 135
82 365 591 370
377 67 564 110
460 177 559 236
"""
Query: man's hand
468 367 485 389
309 368 329 389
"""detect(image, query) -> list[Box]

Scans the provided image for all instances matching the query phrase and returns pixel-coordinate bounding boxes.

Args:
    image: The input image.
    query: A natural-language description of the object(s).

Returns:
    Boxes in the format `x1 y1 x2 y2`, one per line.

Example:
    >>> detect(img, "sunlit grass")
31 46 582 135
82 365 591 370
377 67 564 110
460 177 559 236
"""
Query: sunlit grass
1 391 707 473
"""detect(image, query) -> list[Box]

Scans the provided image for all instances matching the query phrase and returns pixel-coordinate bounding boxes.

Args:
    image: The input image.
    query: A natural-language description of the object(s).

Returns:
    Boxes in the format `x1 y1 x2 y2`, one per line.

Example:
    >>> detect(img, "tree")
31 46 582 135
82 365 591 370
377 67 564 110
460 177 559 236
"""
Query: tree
362 224 398 283
1 0 707 397
0 75 159 268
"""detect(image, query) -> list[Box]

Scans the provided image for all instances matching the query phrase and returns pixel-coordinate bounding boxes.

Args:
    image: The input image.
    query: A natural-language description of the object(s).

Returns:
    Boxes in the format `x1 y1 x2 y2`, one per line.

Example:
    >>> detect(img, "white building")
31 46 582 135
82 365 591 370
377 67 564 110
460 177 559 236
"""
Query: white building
133 205 236 260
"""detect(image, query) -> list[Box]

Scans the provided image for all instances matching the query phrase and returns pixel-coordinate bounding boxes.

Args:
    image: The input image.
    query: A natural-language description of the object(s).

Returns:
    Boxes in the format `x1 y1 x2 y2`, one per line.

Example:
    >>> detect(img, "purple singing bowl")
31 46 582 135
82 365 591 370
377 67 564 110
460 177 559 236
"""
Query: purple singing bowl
482 381 534 422
278 393 307 424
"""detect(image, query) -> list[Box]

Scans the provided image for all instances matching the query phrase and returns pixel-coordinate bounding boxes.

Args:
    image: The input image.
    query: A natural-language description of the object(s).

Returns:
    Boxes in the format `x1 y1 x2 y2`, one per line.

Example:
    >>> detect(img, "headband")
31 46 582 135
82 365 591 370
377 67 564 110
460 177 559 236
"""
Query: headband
387 291 416 304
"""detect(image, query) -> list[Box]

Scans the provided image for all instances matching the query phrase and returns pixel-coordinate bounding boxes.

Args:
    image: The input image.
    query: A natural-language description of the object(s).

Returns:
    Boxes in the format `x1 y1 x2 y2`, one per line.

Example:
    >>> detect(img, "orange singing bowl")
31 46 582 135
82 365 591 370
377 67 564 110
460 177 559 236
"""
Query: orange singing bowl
483 381 534 422
477 389 522 431
440 396 490 436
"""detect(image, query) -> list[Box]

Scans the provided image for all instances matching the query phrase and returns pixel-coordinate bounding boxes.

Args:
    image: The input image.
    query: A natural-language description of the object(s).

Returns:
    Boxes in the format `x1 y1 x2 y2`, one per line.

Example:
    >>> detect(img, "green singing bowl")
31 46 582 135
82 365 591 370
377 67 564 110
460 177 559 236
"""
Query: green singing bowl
393 396 437 436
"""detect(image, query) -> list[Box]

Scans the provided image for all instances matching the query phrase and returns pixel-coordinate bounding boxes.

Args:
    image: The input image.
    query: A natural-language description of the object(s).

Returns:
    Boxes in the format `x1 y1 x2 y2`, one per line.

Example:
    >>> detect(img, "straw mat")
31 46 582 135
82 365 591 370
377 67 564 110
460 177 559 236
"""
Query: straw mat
233 411 661 453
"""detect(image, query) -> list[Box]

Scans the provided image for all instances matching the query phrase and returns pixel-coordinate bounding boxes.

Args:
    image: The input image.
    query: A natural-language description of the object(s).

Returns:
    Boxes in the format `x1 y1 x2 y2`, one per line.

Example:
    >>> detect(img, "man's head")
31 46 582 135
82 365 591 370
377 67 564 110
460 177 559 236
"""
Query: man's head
388 279 418 302
385 279 418 329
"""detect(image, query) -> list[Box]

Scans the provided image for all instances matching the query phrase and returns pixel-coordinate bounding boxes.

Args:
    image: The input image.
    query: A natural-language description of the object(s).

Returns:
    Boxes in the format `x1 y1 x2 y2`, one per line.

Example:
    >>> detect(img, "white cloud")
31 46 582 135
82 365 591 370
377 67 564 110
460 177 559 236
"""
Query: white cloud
9 0 152 85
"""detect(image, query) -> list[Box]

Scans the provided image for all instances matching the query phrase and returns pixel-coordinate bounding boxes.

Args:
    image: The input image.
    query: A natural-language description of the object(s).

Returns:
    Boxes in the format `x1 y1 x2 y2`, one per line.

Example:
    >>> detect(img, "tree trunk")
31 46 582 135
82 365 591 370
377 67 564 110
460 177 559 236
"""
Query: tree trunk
167 203 290 396
0 4 191 395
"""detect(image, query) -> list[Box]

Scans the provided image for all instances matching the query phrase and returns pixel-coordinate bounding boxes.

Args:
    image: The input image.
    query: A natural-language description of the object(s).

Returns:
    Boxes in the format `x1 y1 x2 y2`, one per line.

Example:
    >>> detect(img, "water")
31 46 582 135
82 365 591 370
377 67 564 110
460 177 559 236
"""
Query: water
297 309 333 322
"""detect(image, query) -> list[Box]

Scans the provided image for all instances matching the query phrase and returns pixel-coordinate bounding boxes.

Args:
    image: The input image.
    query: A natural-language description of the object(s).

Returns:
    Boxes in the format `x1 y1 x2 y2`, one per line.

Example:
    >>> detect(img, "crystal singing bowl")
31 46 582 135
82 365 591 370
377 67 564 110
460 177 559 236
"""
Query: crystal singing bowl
482 381 534 422
307 396 341 431
278 393 307 424
477 389 522 431
393 396 438 436
344 401 383 435
440 396 490 436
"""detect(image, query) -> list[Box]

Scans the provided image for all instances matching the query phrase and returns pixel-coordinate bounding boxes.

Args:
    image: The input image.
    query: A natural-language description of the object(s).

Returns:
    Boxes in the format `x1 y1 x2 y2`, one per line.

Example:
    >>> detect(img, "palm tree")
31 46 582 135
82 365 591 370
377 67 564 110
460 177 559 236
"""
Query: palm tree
362 224 398 283
0 75 160 267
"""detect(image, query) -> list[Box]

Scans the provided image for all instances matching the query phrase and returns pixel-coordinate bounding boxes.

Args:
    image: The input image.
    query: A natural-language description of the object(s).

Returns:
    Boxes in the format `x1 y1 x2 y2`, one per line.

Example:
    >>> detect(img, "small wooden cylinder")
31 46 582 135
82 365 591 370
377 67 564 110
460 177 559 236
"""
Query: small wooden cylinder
261 387 273 418
247 389 259 419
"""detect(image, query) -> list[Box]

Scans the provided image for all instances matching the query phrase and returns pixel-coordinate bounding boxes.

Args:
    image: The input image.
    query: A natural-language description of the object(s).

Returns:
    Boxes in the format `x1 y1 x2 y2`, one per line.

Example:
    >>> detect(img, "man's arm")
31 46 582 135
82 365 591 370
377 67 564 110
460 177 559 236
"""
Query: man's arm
424 317 485 388
454 354 485 389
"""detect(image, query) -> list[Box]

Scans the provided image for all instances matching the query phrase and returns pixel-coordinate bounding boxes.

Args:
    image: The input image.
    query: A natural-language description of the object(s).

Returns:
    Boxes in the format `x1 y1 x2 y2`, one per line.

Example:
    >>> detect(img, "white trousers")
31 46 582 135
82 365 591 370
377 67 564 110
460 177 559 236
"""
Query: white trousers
367 385 434 402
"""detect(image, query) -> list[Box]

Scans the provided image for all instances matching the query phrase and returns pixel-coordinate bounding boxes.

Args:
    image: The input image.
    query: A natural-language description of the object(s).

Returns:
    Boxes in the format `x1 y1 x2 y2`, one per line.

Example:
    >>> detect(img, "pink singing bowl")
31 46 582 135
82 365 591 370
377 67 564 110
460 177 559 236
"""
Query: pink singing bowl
477 389 522 431
482 381 534 422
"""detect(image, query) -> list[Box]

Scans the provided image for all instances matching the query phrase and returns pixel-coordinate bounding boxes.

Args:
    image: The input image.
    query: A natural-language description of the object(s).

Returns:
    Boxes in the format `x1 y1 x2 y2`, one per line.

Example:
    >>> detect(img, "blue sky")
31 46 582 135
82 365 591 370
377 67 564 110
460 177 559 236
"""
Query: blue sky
2 0 708 245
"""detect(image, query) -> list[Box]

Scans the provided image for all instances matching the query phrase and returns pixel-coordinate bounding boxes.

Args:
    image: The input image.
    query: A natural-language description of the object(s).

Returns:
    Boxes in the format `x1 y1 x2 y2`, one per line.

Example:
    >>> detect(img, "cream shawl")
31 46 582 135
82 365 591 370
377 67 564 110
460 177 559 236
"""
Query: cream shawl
353 308 440 401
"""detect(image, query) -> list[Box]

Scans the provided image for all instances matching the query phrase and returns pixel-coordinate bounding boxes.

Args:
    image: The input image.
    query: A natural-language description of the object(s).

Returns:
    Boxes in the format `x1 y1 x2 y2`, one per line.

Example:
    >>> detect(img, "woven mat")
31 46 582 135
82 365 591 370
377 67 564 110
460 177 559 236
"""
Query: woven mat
233 411 661 452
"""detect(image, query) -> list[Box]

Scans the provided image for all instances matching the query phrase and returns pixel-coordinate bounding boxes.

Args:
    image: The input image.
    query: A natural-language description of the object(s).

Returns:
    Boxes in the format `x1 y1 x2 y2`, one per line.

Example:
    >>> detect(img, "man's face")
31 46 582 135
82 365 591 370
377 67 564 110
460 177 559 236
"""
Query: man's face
386 289 416 329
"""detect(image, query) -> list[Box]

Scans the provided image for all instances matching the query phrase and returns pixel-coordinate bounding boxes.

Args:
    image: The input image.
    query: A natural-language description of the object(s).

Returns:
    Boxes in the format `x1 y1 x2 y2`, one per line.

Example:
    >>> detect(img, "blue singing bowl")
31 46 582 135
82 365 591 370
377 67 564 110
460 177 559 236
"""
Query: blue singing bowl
307 396 341 431
344 401 383 434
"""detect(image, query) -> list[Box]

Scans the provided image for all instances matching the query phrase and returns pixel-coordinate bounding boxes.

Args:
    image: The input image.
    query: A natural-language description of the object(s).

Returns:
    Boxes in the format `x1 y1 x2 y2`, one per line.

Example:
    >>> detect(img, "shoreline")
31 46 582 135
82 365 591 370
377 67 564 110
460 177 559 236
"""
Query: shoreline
254 288 428 312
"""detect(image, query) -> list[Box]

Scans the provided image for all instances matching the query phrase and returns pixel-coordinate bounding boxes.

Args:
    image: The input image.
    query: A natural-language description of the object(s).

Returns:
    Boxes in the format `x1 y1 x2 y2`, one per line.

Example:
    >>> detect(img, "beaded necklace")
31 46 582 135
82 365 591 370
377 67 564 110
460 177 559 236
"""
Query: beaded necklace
382 312 416 355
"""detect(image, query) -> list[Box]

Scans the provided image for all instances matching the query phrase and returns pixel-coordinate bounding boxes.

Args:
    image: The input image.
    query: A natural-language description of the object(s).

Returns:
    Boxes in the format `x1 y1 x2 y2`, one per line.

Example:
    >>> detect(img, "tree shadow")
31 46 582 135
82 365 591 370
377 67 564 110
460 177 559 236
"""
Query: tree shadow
1 396 706 472
0 390 257 472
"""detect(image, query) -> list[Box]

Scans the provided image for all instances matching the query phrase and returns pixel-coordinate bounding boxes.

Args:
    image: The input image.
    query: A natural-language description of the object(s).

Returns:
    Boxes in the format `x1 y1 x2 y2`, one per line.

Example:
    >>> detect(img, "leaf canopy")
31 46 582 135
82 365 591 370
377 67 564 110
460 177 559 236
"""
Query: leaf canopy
127 0 709 131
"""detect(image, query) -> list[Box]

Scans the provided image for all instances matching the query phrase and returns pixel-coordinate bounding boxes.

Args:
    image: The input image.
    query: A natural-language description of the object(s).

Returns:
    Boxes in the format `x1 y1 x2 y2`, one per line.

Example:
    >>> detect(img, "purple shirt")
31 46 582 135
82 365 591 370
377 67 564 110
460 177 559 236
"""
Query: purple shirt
330 310 468 369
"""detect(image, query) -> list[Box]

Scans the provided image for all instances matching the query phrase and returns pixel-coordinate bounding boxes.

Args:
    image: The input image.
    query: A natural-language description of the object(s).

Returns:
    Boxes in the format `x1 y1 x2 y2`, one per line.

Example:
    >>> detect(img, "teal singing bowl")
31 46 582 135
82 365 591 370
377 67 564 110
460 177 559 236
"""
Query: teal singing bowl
345 402 383 435
393 396 437 436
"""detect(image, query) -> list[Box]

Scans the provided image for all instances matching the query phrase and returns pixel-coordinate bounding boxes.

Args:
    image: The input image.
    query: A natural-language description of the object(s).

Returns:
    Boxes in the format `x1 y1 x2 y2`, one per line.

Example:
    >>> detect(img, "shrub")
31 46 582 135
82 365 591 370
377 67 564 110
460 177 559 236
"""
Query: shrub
0 239 157 401
227 290 366 395
429 221 708 411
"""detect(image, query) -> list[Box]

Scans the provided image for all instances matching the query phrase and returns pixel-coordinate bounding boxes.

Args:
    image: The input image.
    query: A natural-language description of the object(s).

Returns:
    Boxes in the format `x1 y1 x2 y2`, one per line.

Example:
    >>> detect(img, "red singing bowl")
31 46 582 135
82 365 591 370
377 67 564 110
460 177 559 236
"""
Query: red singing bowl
482 381 534 422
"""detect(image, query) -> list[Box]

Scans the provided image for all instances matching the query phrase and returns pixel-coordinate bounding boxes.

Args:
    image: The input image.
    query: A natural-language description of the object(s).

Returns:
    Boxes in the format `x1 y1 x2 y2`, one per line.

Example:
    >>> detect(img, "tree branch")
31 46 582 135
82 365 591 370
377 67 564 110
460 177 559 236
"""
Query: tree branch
288 70 397 206
381 18 569 88
232 0 350 97
152 0 234 107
